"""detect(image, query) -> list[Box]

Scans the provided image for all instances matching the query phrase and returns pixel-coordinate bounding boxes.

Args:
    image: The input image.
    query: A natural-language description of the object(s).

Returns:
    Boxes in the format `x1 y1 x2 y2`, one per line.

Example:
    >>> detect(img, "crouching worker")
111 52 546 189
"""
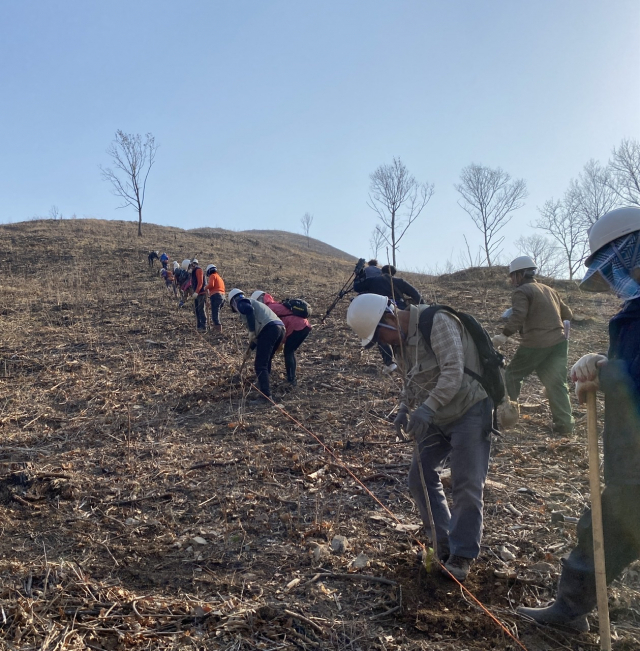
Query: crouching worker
205 264 225 333
518 207 640 632
346 294 493 581
160 266 175 295
251 291 312 386
228 289 285 402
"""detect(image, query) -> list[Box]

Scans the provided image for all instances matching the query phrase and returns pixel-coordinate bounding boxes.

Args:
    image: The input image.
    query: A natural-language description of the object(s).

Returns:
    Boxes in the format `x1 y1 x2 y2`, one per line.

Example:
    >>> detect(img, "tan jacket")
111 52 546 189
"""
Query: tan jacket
396 305 487 426
502 278 572 348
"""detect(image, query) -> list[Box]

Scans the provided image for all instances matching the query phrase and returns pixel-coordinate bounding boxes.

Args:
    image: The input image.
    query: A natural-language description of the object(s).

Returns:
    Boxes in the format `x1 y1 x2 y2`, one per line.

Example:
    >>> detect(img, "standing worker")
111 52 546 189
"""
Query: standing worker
190 259 207 332
160 252 169 270
518 207 640 631
228 289 285 402
492 256 574 435
148 250 159 267
205 264 225 333
346 294 493 581
251 291 312 387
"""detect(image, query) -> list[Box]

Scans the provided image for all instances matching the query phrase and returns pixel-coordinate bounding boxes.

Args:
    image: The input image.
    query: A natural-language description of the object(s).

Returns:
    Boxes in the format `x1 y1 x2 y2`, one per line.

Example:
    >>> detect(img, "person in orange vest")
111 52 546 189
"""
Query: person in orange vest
160 266 176 296
205 264 226 333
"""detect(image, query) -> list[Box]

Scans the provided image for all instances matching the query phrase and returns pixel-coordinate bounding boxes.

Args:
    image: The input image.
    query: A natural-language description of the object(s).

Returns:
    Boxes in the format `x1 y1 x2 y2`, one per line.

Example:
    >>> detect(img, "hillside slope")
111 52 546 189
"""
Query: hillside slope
0 218 637 651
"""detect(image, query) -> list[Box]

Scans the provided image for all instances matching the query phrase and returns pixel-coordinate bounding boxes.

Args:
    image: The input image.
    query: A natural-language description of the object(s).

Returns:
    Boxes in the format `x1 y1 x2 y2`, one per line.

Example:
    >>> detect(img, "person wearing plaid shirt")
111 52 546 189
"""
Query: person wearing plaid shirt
347 294 493 582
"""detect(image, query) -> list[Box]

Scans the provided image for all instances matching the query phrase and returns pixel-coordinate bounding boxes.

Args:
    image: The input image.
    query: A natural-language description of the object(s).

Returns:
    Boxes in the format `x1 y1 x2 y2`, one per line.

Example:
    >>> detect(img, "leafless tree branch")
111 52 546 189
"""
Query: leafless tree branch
300 212 314 248
455 163 527 266
607 138 640 207
100 130 158 237
367 157 434 267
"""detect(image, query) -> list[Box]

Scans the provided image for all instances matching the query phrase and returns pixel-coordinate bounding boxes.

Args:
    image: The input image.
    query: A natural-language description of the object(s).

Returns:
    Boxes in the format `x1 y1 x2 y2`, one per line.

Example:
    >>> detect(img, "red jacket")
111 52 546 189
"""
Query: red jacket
263 293 311 339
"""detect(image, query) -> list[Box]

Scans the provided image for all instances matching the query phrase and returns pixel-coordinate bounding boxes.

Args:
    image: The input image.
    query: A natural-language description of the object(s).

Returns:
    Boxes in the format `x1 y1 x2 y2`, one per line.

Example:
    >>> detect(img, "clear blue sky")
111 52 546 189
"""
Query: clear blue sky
1 1 638 271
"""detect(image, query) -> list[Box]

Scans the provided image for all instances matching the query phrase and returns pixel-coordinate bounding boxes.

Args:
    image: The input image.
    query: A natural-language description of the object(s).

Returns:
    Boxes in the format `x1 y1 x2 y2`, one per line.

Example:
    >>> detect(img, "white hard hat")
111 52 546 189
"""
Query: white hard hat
192 258 199 265
251 290 265 301
155 251 159 255
205 264 216 274
509 255 537 274
346 294 390 347
173 261 180 269
228 288 244 304
585 207 640 265
181 259 191 271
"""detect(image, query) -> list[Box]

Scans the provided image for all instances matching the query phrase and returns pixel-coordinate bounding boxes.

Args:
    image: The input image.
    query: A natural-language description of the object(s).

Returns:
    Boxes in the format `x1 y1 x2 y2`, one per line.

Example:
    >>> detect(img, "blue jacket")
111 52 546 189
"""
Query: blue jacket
600 297 640 485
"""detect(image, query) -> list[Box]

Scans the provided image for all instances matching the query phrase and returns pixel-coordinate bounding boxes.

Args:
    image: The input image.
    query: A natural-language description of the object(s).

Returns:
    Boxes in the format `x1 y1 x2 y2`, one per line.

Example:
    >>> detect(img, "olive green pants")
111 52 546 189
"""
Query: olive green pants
504 339 574 432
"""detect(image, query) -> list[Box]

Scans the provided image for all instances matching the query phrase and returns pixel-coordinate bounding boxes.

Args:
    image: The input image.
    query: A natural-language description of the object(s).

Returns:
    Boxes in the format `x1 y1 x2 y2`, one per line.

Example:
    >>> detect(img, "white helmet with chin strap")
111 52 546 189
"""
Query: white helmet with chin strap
346 294 391 347
251 290 266 301
173 261 180 270
228 288 244 305
509 255 537 274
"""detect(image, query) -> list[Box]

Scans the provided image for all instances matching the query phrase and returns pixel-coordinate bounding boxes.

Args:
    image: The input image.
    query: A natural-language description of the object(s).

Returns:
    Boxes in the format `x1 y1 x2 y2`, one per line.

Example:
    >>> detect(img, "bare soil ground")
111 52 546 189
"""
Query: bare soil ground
0 219 638 650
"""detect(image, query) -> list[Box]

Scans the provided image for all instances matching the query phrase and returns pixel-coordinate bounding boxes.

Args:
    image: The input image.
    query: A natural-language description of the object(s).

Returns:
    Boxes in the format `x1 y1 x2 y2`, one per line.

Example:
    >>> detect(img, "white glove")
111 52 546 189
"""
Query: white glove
571 354 607 404
570 354 607 383
492 334 509 347
248 332 257 344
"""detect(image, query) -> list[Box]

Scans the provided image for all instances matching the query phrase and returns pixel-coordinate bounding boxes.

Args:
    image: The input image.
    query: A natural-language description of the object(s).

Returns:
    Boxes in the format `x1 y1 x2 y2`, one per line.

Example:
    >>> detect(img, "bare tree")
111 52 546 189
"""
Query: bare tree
100 130 157 237
48 205 62 220
534 198 587 280
368 157 434 267
608 138 640 206
369 226 387 259
514 233 564 278
300 212 314 248
455 163 528 266
570 159 617 227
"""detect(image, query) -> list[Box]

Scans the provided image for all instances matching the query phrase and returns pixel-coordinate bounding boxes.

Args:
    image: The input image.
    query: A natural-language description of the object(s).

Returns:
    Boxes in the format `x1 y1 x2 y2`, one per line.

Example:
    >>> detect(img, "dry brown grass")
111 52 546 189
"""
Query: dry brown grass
0 218 637 650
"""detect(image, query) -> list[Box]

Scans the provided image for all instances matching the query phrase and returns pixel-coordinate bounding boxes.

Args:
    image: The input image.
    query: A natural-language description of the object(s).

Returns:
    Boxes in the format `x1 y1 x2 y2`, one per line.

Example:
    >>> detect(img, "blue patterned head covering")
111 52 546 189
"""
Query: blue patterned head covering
581 232 640 300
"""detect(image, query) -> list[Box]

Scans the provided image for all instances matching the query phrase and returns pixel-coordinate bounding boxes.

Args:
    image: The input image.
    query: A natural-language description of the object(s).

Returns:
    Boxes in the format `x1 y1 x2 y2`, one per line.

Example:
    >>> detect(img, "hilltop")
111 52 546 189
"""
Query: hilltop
0 218 637 651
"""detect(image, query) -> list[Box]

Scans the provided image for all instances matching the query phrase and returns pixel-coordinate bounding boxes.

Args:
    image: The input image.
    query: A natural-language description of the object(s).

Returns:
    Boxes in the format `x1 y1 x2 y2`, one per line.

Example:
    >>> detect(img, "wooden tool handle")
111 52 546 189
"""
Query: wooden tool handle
586 390 611 651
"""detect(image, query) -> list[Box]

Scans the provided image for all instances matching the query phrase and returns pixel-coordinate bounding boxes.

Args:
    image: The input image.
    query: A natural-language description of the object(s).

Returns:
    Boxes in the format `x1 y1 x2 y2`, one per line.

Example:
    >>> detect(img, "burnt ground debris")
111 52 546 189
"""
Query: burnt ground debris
0 219 638 650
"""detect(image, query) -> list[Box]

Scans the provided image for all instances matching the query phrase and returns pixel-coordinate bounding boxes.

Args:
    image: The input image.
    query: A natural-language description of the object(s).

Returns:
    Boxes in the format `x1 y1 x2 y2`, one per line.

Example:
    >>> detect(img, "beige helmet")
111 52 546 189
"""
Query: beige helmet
509 255 537 274
251 290 266 302
585 207 640 265
346 294 390 347
181 259 191 271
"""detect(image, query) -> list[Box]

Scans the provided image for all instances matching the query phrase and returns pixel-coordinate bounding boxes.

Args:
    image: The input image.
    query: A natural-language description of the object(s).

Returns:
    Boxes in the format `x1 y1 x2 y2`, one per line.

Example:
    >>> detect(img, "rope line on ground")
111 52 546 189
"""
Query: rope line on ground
164 274 530 651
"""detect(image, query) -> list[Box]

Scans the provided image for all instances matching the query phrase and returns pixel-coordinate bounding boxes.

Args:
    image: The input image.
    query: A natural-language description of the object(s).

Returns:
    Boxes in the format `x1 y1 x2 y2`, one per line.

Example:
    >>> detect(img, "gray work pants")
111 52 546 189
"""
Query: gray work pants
408 398 492 559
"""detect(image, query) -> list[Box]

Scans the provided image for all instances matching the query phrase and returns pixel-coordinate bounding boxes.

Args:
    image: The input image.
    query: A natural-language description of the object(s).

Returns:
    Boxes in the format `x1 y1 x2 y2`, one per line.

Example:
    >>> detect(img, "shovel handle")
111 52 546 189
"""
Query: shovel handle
586 390 611 651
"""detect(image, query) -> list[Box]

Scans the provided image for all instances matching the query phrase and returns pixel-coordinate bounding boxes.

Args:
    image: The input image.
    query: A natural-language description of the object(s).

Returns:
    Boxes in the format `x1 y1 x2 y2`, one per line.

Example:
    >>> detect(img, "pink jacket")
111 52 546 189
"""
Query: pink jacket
263 293 311 339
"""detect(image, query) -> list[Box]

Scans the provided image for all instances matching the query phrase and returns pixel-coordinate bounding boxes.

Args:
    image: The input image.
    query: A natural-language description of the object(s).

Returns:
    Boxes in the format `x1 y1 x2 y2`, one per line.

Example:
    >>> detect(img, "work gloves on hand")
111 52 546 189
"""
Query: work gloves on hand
491 334 509 347
406 404 436 441
571 353 608 404
248 332 257 346
393 404 410 437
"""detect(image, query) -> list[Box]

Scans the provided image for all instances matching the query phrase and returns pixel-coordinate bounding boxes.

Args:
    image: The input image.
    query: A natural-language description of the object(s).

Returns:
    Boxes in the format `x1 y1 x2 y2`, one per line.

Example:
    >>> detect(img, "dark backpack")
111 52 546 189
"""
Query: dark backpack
418 305 505 407
282 298 311 319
